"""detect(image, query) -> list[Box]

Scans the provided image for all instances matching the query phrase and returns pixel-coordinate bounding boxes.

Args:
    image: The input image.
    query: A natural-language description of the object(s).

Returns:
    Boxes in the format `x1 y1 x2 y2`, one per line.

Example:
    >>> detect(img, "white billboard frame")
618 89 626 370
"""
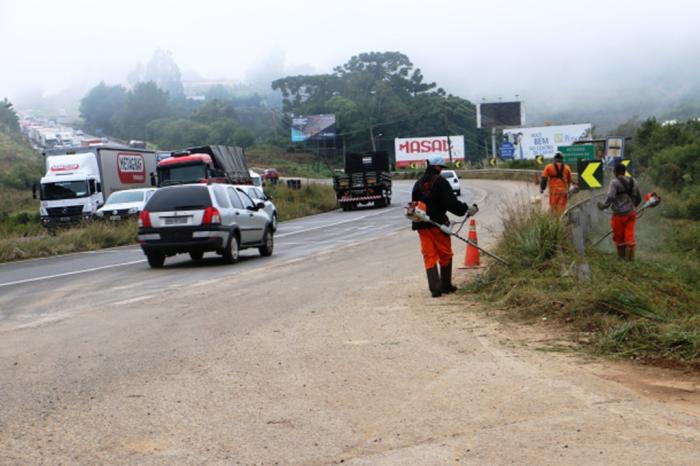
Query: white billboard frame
394 135 465 168
502 124 592 160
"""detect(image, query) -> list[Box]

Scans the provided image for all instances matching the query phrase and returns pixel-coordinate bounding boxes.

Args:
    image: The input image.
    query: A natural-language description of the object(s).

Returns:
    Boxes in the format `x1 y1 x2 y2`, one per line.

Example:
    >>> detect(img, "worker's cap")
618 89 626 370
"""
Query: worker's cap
427 154 447 167
553 152 563 161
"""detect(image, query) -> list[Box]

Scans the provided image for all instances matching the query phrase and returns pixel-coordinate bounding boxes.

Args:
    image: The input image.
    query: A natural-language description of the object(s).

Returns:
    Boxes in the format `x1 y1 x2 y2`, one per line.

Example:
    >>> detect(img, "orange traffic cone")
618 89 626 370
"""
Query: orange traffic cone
462 219 481 268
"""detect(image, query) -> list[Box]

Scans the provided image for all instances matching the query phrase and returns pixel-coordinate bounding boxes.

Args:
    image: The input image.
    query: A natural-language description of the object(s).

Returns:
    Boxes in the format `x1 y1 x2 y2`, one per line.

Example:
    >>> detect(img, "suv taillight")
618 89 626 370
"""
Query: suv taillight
202 206 220 225
138 209 151 228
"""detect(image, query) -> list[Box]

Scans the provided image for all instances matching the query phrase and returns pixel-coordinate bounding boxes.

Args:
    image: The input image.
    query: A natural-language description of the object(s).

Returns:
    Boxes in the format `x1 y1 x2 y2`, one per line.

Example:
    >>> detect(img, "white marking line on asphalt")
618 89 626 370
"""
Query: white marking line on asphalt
113 295 154 306
275 208 395 239
0 259 146 288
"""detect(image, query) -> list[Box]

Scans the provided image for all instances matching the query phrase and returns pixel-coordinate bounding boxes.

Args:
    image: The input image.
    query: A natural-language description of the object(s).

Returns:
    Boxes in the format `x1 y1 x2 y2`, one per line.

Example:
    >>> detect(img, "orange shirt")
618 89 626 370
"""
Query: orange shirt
542 162 572 194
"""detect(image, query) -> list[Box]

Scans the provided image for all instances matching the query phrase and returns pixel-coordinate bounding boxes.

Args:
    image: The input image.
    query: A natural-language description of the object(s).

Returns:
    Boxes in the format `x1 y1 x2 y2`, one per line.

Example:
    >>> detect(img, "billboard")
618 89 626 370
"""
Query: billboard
291 114 336 142
502 123 592 160
394 135 465 168
477 101 524 129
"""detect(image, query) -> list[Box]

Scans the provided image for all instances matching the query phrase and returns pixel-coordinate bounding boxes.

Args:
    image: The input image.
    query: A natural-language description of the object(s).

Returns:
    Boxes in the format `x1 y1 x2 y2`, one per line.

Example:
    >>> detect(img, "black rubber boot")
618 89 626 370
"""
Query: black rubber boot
617 246 626 259
440 261 458 294
426 266 442 298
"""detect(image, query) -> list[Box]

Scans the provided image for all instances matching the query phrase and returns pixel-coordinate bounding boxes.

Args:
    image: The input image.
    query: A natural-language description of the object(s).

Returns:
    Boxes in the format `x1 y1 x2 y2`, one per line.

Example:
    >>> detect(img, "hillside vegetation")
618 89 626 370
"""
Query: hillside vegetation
0 99 42 189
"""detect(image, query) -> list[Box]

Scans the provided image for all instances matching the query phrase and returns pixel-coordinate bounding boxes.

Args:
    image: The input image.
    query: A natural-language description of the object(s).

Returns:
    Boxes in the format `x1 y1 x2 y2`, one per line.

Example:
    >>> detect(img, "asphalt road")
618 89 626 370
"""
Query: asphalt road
4 179 696 465
0 180 485 329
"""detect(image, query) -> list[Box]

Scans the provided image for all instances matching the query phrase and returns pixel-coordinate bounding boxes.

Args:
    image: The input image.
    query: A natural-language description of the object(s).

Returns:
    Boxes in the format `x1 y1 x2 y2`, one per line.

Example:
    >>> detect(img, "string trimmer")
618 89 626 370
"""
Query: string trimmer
592 192 662 246
405 202 509 265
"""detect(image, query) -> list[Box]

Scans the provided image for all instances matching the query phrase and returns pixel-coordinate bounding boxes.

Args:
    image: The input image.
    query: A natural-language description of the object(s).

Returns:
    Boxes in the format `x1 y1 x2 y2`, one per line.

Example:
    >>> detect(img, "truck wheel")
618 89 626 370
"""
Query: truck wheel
189 250 204 261
146 252 165 268
375 197 387 208
221 233 239 264
387 197 392 205
341 203 349 212
258 227 274 257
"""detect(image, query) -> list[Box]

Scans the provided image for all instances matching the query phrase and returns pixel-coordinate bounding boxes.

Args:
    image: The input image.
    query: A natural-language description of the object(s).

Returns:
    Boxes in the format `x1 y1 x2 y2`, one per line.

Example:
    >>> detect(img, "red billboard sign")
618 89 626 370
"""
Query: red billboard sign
117 152 146 183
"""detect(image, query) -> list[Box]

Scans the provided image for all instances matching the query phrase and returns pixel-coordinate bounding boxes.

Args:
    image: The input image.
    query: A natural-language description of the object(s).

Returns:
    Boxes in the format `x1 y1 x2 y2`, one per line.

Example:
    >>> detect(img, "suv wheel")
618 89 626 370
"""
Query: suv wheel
258 227 274 257
222 232 240 264
146 252 165 268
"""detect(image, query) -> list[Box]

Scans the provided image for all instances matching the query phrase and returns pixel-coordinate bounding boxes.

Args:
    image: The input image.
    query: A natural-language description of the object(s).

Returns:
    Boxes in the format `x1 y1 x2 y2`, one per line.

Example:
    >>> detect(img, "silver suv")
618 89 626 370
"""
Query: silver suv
237 185 278 231
138 184 273 268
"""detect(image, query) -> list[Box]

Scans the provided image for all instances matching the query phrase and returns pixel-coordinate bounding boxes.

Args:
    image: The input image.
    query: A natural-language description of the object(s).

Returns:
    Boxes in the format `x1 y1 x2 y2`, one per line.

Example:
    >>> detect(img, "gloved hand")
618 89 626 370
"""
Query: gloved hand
597 201 606 210
467 203 479 217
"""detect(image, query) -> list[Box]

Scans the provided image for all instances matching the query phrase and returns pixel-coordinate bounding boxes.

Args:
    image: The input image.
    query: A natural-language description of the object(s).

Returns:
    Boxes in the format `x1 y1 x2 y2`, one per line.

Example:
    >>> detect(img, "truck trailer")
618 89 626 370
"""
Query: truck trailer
35 146 158 227
333 151 392 210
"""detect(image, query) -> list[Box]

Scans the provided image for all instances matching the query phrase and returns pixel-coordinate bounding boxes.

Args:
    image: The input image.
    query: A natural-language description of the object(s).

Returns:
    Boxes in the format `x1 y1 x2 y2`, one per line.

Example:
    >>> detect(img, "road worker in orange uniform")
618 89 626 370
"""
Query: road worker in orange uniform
540 152 574 212
598 163 642 261
412 155 472 297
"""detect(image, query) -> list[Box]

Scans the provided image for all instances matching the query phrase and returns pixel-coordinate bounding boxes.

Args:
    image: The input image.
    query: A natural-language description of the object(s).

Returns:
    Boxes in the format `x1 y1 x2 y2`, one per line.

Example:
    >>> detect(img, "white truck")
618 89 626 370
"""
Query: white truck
35 146 159 228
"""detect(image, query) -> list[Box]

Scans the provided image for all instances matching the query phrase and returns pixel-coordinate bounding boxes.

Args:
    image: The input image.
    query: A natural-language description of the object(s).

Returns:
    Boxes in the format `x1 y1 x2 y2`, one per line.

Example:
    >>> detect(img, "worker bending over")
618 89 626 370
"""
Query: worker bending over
540 152 574 212
412 155 471 297
598 163 642 261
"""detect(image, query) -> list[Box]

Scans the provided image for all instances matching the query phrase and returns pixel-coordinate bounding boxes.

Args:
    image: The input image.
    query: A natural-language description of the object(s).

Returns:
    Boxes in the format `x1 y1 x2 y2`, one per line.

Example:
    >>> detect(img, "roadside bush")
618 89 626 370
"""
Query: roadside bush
498 202 569 268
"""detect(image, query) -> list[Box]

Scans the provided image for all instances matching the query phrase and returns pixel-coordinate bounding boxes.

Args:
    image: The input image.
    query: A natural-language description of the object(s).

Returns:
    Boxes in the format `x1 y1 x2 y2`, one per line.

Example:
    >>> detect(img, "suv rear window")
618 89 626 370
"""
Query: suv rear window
145 186 212 212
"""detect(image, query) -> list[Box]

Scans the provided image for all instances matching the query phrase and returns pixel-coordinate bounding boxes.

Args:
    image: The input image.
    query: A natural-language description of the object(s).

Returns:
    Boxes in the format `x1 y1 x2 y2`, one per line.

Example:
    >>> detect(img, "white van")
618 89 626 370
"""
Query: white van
249 170 263 189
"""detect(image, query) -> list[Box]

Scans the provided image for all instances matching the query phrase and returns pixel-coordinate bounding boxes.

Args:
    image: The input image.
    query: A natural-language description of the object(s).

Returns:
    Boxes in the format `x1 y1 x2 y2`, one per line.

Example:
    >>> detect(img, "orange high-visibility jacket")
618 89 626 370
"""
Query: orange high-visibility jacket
542 162 572 194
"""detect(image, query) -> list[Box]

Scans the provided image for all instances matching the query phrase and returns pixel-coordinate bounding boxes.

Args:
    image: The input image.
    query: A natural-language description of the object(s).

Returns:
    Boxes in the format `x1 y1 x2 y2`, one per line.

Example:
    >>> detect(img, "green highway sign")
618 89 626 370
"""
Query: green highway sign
558 145 596 170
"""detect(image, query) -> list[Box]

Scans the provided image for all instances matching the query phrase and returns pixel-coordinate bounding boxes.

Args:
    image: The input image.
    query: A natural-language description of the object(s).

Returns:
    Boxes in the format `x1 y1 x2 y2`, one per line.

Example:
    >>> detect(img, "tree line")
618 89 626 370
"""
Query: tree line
626 118 700 220
80 51 486 159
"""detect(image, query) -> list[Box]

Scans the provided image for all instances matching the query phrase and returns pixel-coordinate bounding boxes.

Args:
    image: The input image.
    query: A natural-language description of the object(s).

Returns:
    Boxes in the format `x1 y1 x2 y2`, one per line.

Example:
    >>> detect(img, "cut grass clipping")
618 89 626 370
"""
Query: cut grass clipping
467 201 700 366
0 183 339 263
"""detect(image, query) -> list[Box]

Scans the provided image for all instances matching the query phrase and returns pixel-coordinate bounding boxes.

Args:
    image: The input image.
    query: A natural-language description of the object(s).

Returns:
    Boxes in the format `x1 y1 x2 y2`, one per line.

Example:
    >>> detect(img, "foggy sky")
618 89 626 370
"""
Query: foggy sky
2 0 699 113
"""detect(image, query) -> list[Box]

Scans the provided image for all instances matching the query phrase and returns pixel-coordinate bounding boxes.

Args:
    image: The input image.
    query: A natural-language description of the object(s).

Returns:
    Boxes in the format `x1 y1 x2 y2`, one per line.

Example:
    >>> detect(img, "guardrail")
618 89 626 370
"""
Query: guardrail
394 168 580 183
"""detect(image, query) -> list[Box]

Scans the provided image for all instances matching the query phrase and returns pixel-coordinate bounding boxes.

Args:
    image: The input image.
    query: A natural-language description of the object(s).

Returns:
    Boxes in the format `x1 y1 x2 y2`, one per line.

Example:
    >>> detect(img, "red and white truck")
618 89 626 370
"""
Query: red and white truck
35 146 158 227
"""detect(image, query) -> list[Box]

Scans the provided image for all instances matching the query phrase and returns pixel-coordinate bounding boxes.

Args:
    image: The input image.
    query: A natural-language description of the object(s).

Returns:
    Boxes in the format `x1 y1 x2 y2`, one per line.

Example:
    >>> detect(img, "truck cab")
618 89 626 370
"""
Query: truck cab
155 146 251 187
157 152 214 186
37 152 103 226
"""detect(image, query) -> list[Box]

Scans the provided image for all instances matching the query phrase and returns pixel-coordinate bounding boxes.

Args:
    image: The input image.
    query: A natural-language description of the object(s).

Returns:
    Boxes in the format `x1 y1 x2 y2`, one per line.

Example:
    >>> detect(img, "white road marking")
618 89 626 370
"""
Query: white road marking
275 208 396 238
0 259 146 288
113 295 154 306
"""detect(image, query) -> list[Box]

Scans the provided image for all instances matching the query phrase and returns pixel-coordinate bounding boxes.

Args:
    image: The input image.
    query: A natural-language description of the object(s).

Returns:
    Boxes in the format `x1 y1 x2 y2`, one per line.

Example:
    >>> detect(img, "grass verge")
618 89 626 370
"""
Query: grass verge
265 183 338 222
466 202 700 367
0 221 138 263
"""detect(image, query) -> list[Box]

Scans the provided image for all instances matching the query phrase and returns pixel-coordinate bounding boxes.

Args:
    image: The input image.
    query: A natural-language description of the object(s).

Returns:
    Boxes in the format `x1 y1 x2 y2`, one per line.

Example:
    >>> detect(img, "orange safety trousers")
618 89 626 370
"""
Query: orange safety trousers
418 227 453 269
549 192 568 212
611 210 637 247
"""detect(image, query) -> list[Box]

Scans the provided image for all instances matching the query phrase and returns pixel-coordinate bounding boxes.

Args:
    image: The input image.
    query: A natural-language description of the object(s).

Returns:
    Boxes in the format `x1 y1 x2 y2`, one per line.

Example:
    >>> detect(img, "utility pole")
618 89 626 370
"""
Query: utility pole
443 100 453 164
491 127 497 161
271 110 278 140
370 126 376 151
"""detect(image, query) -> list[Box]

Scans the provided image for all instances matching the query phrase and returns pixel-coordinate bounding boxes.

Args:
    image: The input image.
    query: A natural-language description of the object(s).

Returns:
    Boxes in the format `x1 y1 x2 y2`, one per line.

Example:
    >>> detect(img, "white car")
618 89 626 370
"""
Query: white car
440 170 461 196
237 185 278 232
96 188 157 221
